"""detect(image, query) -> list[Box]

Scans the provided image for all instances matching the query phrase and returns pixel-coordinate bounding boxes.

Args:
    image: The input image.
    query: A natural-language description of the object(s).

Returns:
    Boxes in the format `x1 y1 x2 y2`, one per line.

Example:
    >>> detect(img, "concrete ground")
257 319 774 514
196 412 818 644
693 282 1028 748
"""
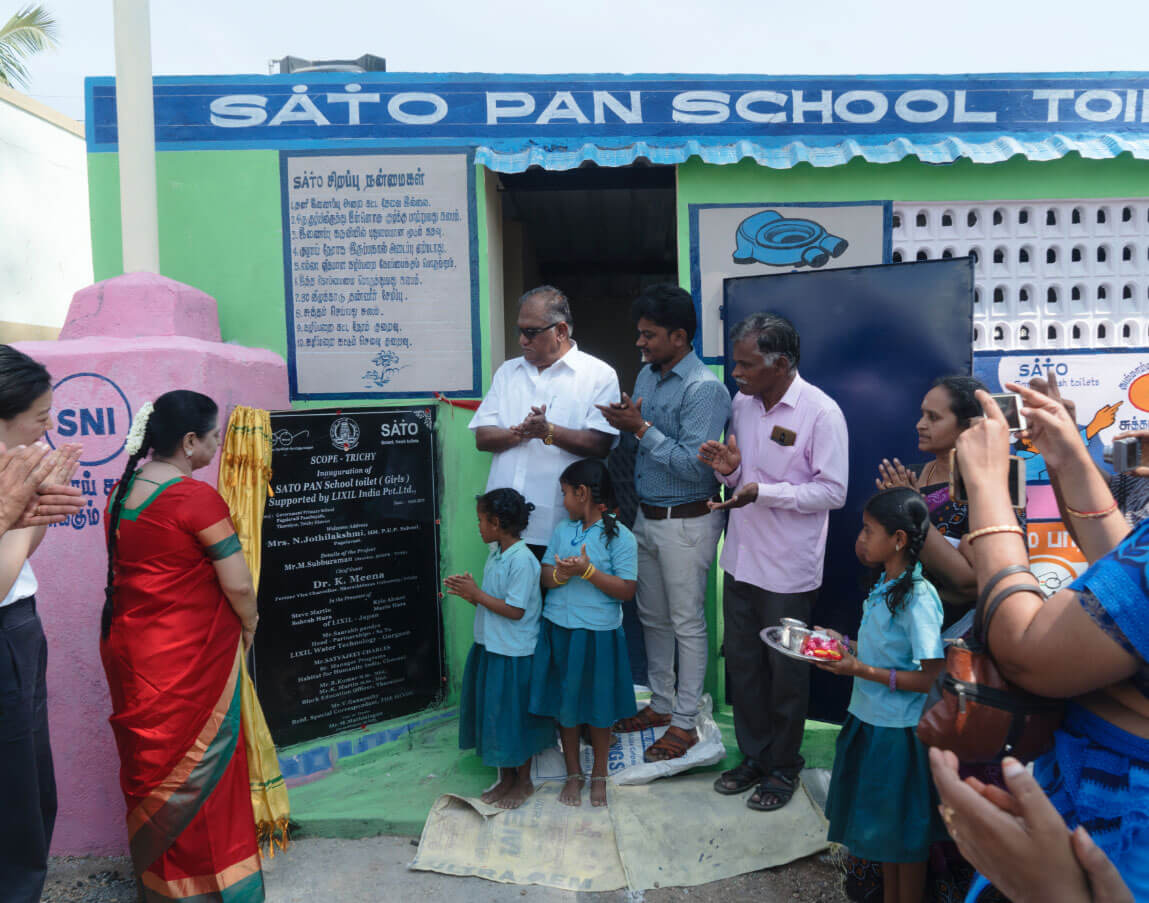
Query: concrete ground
45 836 849 902
44 714 843 901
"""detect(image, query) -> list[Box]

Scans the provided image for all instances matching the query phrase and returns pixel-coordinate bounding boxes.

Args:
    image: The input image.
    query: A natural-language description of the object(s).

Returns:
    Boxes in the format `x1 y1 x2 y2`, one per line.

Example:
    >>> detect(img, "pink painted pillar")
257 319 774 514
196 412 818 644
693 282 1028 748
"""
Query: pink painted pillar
15 272 289 856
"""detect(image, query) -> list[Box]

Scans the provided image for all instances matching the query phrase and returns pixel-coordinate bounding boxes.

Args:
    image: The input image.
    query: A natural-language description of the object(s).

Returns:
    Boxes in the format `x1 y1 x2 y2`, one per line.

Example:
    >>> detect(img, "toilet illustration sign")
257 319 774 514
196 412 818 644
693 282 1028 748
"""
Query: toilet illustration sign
46 372 133 467
691 200 890 360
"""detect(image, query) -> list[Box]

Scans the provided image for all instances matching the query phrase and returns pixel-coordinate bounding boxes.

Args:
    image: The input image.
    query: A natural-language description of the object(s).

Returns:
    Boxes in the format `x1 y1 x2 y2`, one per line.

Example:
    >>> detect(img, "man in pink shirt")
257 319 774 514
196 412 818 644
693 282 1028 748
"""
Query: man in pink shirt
699 313 848 811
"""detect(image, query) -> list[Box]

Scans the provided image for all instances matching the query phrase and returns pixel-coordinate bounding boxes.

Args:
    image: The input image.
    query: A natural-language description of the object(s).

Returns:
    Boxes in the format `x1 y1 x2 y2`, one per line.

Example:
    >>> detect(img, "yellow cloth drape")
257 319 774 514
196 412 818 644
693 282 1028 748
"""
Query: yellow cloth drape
219 406 290 856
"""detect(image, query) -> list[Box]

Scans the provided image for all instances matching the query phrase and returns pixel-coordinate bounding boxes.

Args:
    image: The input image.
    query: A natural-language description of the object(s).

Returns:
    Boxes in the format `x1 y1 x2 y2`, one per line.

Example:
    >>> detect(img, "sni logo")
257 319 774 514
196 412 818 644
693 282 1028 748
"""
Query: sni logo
47 372 133 466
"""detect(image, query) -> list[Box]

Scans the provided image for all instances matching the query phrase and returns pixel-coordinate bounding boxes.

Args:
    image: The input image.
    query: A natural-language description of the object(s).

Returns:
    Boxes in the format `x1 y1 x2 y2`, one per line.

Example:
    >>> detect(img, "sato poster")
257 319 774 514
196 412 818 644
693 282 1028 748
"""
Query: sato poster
690 201 891 360
973 348 1149 485
975 348 1148 591
281 149 480 399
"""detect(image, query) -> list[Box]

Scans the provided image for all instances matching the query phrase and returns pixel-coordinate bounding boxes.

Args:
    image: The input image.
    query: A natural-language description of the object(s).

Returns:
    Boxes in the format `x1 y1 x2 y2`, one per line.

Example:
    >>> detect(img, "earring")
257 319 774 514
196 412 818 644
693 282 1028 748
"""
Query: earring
896 543 903 551
185 448 193 458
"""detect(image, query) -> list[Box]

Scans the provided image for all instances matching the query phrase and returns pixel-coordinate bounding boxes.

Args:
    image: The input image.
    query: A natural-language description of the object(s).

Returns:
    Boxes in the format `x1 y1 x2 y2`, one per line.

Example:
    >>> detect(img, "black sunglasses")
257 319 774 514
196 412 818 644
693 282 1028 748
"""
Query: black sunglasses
518 321 562 340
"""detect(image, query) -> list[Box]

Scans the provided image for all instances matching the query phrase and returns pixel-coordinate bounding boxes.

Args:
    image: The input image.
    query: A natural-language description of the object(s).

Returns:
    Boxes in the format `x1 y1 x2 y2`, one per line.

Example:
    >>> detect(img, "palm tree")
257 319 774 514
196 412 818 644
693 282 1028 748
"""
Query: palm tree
0 5 57 91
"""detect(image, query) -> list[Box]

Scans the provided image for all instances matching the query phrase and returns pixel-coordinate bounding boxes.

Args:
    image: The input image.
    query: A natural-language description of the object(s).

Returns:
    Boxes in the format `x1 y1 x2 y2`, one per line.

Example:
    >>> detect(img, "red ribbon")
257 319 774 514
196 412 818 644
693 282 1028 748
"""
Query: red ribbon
434 393 482 411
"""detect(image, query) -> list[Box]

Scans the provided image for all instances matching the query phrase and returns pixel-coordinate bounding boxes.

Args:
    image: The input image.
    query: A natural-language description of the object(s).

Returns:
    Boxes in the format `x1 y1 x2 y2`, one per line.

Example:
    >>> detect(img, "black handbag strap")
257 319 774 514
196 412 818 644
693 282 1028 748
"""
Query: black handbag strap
975 564 1032 645
982 583 1046 655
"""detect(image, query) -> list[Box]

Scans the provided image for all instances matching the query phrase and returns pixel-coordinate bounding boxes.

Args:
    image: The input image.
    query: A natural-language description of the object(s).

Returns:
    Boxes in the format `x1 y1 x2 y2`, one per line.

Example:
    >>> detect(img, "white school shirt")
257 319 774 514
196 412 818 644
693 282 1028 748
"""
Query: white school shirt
0 560 37 607
469 343 620 546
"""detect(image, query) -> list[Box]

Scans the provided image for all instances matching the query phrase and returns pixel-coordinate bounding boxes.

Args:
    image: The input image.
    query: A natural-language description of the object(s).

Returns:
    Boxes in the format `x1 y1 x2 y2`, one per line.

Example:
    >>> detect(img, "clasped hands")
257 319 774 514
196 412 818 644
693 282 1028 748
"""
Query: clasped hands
509 405 551 442
552 543 591 582
0 441 85 533
697 434 758 510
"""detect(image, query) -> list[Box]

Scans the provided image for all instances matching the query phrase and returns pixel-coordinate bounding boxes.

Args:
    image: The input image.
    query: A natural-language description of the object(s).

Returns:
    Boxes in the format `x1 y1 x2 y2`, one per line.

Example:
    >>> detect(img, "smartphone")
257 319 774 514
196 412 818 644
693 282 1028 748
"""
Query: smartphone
949 449 1026 511
990 392 1026 433
1104 436 1143 473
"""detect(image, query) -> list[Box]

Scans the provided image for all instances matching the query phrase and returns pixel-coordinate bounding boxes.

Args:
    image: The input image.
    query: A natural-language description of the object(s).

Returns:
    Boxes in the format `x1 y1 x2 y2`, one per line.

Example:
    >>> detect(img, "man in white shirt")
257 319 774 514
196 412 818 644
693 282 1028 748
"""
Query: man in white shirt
470 286 621 555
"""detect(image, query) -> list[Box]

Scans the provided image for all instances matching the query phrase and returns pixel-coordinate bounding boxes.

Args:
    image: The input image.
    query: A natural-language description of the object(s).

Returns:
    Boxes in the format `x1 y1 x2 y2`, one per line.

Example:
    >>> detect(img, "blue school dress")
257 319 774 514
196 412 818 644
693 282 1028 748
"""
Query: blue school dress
826 563 950 862
458 540 554 767
529 517 639 728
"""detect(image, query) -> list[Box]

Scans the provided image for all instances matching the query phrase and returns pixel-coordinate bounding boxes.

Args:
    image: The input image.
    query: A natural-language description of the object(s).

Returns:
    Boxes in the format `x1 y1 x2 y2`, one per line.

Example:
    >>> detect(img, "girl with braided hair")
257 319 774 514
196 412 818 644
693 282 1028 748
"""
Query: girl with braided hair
445 488 553 810
99 390 265 901
530 458 639 808
817 487 948 903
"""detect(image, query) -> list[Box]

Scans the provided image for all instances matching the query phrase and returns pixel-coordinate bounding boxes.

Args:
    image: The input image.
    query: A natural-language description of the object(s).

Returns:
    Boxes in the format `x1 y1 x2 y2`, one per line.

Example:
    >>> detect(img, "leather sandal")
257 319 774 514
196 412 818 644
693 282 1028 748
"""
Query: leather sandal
746 771 799 811
612 706 671 733
713 759 765 795
642 725 698 762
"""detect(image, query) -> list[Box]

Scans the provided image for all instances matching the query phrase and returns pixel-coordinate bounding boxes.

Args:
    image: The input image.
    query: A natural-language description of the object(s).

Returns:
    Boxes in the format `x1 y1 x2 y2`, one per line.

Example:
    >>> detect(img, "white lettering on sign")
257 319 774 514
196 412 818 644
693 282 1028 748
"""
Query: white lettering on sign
671 90 730 124
326 84 381 126
201 85 1149 130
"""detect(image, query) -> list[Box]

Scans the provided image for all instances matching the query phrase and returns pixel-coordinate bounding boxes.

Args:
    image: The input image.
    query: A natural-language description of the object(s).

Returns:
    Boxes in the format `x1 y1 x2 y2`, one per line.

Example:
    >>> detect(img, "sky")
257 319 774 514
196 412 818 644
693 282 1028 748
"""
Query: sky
18 0 1149 122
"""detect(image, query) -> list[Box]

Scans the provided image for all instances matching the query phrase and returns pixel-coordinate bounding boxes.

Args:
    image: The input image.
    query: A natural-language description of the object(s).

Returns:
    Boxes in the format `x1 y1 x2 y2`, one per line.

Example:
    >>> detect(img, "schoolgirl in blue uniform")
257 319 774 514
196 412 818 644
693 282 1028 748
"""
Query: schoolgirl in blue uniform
818 487 949 903
445 488 553 810
530 459 639 808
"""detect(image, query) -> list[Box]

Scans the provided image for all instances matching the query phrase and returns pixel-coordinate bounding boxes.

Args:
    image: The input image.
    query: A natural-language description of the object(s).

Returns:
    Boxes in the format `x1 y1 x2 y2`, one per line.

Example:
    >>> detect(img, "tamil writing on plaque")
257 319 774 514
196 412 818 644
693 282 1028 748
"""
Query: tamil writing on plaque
282 150 478 398
253 406 444 747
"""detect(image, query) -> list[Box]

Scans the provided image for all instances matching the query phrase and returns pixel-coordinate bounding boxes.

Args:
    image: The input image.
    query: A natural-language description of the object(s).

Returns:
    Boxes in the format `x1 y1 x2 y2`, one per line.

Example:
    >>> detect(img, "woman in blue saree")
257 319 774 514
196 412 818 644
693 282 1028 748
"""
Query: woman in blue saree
953 384 1148 901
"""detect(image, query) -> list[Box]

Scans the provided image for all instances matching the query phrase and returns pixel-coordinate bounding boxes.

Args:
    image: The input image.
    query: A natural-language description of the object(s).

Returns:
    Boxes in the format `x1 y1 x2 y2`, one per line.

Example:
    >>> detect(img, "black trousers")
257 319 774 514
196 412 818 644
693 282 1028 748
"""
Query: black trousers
723 576 817 780
0 596 57 903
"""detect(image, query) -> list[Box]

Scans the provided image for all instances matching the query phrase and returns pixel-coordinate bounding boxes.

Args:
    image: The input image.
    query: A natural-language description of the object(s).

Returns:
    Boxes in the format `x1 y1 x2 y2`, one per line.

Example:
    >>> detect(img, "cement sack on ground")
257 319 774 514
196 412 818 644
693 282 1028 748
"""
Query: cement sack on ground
409 782 627 892
529 694 726 786
411 764 829 892
608 771 830 891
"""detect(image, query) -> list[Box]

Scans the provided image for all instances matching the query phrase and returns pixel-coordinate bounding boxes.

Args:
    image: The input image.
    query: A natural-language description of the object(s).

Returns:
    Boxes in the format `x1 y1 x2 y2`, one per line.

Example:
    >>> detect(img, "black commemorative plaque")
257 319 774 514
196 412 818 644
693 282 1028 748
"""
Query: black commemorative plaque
253 406 443 746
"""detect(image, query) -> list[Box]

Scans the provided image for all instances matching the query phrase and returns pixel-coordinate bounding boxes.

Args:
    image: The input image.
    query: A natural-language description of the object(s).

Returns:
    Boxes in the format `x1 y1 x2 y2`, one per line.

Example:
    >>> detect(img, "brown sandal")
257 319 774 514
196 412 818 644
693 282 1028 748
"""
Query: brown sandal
642 725 698 762
612 706 671 733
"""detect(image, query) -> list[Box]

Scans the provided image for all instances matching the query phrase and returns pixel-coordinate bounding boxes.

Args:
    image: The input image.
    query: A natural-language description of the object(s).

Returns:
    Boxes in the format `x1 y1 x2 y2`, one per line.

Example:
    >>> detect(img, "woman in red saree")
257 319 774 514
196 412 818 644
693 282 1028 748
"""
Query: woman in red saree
101 390 263 903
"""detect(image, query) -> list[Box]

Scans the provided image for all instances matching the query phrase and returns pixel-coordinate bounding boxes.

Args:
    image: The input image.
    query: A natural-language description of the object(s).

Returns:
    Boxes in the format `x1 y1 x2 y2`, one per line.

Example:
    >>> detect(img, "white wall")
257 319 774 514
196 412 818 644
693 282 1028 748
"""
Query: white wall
0 85 93 338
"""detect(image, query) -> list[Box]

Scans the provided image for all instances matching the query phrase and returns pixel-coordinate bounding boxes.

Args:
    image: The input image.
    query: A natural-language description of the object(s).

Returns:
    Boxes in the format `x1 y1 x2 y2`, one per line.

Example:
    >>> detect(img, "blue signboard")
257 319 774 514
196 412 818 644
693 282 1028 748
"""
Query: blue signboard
86 72 1149 155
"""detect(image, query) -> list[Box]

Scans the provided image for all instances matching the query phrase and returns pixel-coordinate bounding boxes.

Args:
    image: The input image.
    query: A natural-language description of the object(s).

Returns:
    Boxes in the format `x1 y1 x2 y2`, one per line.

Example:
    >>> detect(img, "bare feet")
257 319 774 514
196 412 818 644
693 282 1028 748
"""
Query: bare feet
589 775 608 808
559 773 584 806
495 776 535 810
480 768 516 805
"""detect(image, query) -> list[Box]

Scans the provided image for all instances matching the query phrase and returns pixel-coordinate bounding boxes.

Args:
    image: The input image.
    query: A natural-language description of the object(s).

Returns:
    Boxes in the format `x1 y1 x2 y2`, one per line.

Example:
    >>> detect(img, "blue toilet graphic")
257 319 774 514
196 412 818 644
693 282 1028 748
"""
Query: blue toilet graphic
732 210 848 268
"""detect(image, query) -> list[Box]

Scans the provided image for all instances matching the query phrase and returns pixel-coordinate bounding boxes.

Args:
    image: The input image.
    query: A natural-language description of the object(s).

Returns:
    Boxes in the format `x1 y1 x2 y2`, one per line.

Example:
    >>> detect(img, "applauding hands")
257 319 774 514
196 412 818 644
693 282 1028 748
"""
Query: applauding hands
443 572 481 604
699 433 741 476
552 544 591 582
510 405 550 442
0 441 85 533
698 434 758 510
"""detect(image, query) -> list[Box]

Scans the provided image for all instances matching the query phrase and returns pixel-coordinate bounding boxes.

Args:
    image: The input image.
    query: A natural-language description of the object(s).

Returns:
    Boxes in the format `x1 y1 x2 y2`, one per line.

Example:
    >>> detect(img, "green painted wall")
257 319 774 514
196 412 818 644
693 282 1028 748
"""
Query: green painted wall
88 150 493 709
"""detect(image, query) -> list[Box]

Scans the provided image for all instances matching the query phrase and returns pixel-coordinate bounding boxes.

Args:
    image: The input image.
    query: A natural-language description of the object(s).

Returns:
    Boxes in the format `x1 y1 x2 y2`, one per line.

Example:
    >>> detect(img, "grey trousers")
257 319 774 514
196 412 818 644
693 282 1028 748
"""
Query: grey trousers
723 575 817 779
634 509 723 731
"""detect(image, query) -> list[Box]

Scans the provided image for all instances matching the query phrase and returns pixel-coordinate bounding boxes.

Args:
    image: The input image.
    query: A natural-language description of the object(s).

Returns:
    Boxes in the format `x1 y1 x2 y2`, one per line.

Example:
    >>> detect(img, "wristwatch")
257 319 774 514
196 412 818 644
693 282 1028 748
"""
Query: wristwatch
544 423 555 446
635 421 652 440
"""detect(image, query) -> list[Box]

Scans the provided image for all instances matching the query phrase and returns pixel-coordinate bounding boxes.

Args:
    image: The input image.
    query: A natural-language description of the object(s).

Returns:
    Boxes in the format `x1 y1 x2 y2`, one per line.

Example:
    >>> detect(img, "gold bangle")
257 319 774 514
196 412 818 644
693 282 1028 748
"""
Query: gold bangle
552 572 568 585
582 564 596 580
1065 500 1119 519
544 423 555 446
966 524 1026 544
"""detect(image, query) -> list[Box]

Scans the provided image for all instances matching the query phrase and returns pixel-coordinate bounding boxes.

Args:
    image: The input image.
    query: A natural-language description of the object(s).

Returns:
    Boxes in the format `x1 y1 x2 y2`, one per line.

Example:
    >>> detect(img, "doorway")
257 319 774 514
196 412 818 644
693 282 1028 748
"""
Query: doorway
495 162 677 684
497 162 678 394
